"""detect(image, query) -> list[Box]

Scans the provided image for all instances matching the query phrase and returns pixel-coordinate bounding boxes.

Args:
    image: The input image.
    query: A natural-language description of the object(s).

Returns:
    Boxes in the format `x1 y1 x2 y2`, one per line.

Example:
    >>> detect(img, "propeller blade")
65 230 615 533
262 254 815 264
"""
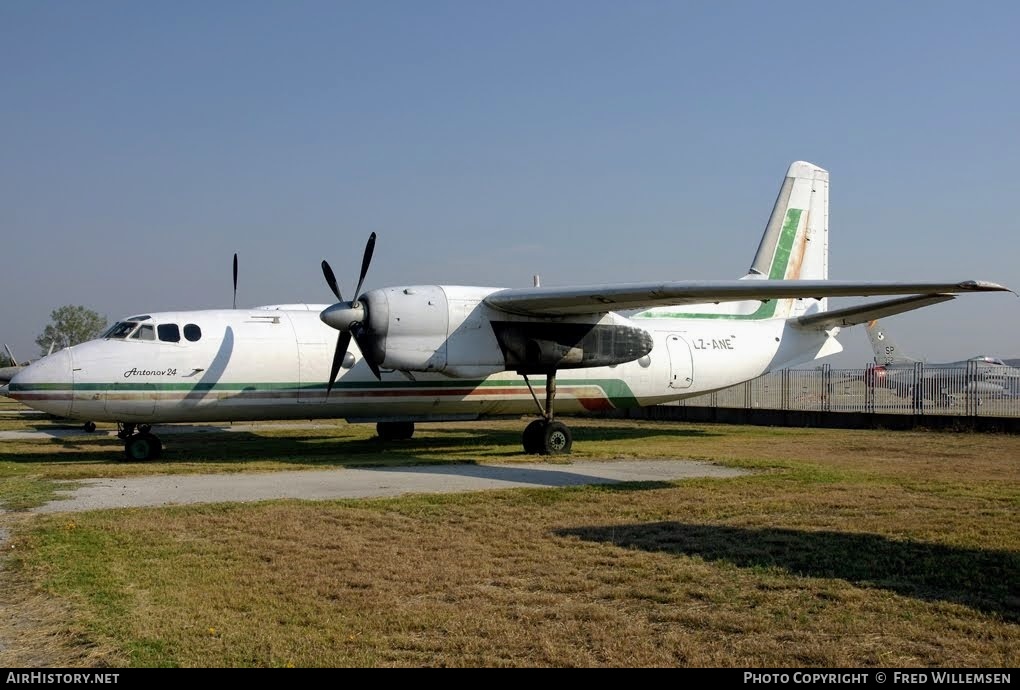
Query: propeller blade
321 260 343 302
353 232 376 300
326 331 352 397
352 325 382 380
232 253 238 309
3 344 17 367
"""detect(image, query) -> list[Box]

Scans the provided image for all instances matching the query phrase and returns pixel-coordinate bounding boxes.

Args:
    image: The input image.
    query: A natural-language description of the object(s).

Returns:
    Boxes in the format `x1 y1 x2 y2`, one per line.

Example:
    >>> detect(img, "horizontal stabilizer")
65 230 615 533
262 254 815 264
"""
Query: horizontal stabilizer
791 294 955 330
485 280 1007 317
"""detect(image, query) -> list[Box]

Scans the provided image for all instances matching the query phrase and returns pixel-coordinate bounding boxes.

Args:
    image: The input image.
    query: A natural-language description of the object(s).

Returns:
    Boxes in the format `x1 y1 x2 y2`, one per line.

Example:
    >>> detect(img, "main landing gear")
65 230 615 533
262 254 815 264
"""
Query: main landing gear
521 371 572 455
117 423 162 461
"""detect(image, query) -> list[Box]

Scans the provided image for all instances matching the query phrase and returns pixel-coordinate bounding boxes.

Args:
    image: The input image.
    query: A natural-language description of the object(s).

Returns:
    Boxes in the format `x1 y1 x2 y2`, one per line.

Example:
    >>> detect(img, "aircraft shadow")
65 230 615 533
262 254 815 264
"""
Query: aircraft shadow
555 521 1019 622
369 462 677 491
0 423 720 466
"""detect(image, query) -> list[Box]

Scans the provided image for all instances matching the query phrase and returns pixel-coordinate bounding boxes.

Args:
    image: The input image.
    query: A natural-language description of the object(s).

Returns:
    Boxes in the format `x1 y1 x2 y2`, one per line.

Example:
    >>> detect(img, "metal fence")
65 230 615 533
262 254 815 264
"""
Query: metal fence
671 364 1020 418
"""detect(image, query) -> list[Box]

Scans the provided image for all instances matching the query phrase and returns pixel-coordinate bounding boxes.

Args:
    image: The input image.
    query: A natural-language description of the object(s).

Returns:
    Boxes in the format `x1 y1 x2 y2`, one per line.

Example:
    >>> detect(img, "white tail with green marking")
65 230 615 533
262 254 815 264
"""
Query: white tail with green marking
634 160 830 321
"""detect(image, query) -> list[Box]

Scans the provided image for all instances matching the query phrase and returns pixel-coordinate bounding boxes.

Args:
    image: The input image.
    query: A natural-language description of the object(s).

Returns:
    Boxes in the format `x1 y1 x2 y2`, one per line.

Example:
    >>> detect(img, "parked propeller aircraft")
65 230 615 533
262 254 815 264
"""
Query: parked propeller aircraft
0 344 41 384
6 161 1012 460
864 320 1020 400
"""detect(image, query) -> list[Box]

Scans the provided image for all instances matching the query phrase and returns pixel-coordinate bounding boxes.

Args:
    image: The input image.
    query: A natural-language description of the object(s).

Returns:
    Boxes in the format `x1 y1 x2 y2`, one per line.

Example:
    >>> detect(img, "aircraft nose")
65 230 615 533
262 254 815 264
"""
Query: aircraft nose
8 348 73 418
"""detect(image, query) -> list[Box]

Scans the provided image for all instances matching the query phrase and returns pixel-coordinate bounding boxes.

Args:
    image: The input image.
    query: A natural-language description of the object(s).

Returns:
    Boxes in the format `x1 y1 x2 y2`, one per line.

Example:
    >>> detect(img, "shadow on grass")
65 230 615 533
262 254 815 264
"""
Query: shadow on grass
556 521 1020 622
0 423 720 467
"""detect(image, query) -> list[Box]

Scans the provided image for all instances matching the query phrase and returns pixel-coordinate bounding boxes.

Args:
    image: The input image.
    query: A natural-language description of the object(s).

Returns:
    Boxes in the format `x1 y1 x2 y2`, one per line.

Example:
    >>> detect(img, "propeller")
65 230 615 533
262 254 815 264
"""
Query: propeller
320 232 381 395
232 253 238 309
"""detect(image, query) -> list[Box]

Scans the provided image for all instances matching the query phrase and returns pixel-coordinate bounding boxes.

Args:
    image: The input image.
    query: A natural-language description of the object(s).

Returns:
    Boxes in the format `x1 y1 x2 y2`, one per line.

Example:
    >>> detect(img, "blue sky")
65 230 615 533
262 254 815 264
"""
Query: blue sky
2 1 1018 366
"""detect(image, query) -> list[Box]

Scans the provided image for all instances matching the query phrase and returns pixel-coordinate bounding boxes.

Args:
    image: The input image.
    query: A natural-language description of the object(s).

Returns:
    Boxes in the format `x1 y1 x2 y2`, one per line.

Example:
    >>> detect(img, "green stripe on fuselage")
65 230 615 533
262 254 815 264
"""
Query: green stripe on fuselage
10 377 641 408
635 207 803 320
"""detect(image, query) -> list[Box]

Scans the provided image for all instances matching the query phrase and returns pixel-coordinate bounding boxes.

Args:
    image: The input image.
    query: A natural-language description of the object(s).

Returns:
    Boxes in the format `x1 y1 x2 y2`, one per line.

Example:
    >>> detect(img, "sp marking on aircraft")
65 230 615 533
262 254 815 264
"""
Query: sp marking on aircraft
7 162 1011 460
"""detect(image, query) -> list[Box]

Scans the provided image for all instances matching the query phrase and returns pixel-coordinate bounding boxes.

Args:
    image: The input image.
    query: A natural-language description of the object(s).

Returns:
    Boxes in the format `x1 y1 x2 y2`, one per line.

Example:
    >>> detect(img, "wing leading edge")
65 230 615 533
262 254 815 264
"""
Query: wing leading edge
483 280 1010 317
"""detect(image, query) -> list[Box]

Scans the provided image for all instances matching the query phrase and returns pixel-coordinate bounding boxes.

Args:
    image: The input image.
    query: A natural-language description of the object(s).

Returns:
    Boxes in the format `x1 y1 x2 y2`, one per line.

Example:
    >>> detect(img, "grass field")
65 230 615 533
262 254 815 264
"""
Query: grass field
0 399 1017 667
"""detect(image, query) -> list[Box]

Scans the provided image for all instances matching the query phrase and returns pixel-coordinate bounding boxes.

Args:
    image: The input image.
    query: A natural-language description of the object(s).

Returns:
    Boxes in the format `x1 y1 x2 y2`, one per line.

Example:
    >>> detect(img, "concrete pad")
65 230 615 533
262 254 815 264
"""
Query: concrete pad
32 460 748 513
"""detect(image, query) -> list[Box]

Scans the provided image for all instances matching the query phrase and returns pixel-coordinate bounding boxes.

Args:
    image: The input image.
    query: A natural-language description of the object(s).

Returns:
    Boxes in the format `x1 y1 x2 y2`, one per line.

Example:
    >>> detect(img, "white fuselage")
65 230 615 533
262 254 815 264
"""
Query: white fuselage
9 290 835 425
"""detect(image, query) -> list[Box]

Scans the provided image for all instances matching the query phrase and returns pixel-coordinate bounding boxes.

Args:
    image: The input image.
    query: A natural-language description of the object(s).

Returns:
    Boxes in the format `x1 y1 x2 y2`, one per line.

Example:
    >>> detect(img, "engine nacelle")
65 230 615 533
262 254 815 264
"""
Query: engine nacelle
361 286 453 372
358 285 653 377
490 319 653 373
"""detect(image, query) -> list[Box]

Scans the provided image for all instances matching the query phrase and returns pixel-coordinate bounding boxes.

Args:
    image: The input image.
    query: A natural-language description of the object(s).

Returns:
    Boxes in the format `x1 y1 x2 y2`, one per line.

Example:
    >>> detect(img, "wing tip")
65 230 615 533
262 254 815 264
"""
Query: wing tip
959 280 1013 294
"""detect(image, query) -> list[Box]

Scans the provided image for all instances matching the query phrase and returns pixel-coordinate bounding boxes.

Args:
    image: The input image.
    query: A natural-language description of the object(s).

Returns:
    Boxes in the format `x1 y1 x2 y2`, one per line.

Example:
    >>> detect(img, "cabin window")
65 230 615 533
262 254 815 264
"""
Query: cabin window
131 324 156 341
104 322 138 339
158 324 181 343
184 324 202 342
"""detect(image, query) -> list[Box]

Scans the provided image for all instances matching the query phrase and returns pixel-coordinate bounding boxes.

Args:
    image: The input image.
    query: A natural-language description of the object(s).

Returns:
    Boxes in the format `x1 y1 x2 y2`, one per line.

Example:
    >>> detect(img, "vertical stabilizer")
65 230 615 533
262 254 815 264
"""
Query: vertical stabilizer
866 320 917 365
3 344 19 367
749 161 829 280
634 160 831 322
748 161 829 318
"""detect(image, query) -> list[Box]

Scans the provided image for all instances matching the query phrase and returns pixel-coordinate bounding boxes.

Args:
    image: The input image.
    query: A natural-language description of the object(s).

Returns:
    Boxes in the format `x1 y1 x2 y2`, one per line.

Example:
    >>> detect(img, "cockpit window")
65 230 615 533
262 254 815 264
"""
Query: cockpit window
158 324 181 343
184 324 202 342
104 322 138 339
126 315 152 322
131 324 156 341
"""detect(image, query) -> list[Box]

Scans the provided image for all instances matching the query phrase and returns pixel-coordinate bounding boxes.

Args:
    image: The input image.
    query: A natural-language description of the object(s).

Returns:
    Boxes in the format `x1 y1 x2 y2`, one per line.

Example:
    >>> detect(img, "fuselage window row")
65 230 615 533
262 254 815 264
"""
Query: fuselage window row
102 321 202 343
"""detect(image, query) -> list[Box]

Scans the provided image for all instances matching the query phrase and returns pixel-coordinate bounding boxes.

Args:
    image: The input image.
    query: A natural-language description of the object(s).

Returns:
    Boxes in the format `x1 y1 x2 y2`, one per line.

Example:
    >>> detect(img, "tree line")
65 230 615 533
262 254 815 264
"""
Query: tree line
3 306 109 364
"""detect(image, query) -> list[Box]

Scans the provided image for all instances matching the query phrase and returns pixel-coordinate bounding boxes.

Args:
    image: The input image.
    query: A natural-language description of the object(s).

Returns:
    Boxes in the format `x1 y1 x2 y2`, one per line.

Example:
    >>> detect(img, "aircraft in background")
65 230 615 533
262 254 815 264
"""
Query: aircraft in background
0 343 46 384
864 320 1020 401
6 161 1011 460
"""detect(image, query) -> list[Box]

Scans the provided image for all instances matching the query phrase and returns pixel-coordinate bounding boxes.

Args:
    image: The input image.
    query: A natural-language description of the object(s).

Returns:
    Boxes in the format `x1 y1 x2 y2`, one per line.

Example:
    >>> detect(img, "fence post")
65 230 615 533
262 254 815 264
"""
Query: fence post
865 364 874 413
913 362 924 415
822 364 831 412
967 360 978 417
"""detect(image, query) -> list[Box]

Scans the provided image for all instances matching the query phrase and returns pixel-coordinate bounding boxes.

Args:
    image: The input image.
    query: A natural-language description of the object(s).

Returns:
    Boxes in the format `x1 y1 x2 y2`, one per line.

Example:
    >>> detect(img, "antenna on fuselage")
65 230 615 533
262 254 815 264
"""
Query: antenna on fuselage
232 253 238 309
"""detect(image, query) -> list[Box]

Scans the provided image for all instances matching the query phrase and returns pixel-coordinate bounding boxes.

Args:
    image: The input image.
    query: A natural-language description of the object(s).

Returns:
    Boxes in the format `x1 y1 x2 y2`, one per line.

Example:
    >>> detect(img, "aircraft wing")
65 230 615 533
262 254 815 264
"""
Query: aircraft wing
791 294 956 330
483 280 1009 317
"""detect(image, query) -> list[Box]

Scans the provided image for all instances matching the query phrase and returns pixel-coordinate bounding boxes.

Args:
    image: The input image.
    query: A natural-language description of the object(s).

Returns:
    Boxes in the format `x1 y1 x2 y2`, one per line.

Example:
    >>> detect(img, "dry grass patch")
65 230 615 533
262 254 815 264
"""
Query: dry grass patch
4 447 1018 667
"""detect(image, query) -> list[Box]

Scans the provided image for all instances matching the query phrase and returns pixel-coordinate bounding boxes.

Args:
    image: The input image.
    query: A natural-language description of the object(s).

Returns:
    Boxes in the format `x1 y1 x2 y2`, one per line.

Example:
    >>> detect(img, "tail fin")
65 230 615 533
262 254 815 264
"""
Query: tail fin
866 320 917 365
633 160 830 322
3 344 19 367
746 161 829 318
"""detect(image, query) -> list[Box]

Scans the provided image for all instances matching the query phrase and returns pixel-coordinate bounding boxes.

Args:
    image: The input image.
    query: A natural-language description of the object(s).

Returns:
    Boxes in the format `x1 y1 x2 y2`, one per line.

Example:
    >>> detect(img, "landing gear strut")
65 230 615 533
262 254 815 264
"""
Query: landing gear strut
521 371 572 455
117 422 163 461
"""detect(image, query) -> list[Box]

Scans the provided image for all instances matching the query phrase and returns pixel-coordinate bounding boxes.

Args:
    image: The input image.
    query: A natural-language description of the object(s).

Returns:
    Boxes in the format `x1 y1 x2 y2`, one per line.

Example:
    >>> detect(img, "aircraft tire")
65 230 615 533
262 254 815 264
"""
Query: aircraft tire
376 421 414 441
541 421 572 455
522 419 547 454
83 421 97 433
123 433 162 462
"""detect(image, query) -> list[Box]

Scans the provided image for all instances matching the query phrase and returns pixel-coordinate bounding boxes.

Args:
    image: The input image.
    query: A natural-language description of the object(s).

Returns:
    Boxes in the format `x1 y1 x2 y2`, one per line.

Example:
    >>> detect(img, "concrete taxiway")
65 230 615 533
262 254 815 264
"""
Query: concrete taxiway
32 460 747 513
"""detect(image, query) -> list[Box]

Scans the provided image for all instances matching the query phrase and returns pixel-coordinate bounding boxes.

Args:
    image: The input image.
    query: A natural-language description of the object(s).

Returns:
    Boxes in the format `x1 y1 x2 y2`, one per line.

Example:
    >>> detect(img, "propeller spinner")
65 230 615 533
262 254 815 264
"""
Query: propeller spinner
320 232 381 394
